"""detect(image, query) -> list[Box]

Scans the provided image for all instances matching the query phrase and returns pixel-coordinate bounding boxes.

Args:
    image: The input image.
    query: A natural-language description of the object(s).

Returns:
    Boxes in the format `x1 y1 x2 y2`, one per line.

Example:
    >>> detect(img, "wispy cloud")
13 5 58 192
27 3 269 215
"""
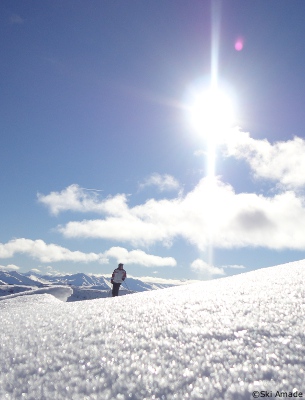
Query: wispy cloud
139 173 181 192
0 239 175 267
223 264 246 270
10 14 24 24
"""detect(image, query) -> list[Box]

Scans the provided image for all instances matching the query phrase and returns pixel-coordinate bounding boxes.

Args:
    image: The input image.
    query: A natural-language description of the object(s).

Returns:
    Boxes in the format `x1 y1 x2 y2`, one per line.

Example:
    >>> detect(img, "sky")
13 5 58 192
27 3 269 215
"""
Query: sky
1 0 305 281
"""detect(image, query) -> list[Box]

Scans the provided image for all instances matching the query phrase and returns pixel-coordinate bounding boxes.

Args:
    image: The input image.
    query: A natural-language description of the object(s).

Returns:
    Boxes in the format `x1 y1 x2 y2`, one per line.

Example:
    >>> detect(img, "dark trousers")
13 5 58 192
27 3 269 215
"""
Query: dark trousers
112 282 121 297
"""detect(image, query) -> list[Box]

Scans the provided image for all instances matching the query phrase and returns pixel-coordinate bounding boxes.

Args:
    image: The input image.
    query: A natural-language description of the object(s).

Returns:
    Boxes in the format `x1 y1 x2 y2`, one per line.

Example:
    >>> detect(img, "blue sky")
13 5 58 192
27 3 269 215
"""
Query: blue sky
1 0 305 281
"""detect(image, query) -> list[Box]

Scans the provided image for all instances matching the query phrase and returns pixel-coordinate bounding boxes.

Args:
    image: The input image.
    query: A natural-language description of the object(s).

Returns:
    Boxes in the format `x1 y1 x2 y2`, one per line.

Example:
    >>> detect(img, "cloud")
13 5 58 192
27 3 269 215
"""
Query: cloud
0 264 20 271
104 247 176 267
0 238 102 263
10 14 24 24
39 132 305 253
139 173 180 192
223 265 246 270
57 176 305 251
222 130 305 189
0 239 175 268
38 184 128 216
190 259 225 279
29 268 41 274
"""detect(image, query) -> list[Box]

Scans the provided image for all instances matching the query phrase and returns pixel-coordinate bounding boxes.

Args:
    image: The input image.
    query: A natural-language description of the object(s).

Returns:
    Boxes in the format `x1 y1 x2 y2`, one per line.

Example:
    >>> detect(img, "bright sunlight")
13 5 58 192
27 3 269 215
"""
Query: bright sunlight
188 85 235 144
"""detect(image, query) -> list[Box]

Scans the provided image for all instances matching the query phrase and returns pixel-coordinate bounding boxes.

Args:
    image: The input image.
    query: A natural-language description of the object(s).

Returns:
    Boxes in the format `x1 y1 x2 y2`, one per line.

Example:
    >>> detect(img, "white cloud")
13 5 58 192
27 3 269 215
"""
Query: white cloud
37 184 128 216
190 259 225 279
0 264 20 271
104 247 176 267
0 239 175 268
39 132 305 253
58 176 305 251
222 130 305 189
139 173 180 192
29 268 41 274
0 238 102 263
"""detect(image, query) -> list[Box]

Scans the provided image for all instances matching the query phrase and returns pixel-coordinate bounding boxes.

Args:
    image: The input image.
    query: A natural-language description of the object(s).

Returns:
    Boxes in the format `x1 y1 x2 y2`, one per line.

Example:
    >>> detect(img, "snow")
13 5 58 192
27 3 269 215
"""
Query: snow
0 271 44 287
43 272 112 287
66 287 134 302
0 285 34 297
1 261 305 399
0 286 73 302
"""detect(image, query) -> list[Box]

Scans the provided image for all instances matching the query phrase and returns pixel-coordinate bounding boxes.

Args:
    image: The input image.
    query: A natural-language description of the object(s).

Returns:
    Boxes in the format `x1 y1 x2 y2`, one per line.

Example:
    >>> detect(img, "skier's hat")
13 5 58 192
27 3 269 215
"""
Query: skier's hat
118 263 124 267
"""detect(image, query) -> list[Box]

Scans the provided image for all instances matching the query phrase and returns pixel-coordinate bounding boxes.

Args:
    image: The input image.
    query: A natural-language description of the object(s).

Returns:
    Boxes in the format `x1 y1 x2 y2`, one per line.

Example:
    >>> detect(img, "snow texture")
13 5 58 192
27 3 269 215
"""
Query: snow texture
1 261 305 399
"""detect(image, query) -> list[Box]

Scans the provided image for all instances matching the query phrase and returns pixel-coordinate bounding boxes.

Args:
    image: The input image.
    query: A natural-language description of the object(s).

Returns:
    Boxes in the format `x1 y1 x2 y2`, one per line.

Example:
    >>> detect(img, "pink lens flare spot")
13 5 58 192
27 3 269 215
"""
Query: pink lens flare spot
235 38 244 51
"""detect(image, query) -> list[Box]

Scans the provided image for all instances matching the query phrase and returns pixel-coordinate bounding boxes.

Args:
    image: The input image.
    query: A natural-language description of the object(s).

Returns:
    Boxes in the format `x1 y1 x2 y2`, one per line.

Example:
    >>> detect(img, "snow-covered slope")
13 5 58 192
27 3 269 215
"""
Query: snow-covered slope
66 287 134 302
0 285 34 297
1 261 305 399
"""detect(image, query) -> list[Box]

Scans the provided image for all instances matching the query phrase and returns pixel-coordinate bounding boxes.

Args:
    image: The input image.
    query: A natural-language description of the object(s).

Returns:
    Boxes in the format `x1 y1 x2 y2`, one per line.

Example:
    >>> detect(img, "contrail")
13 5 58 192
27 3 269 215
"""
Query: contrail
80 187 103 192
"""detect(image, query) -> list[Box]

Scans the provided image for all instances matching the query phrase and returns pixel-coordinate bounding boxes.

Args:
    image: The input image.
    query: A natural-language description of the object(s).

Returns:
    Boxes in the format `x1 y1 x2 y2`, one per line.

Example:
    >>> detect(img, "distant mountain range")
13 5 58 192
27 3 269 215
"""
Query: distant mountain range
0 270 179 301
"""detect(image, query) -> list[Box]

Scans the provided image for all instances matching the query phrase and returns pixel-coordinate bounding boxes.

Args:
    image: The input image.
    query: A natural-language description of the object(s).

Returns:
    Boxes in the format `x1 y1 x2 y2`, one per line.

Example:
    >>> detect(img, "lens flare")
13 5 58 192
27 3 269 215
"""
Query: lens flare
235 37 244 51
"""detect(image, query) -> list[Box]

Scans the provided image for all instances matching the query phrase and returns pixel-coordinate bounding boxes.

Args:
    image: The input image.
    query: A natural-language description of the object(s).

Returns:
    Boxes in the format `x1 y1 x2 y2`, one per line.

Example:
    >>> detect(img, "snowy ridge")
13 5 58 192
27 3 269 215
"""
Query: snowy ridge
0 285 34 297
0 270 44 287
66 287 136 302
0 286 73 302
1 261 305 399
41 272 111 287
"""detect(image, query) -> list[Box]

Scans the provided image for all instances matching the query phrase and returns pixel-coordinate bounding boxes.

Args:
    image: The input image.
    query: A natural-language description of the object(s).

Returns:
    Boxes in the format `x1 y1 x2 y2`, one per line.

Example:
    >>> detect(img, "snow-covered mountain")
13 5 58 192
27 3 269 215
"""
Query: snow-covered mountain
0 270 179 301
1 260 305 399
38 272 176 291
39 272 111 287
0 270 44 287
0 270 177 294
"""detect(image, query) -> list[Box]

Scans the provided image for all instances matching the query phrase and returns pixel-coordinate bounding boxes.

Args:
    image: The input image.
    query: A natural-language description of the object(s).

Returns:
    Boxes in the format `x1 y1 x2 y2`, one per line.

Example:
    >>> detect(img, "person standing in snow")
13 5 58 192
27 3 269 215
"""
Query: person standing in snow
111 263 127 297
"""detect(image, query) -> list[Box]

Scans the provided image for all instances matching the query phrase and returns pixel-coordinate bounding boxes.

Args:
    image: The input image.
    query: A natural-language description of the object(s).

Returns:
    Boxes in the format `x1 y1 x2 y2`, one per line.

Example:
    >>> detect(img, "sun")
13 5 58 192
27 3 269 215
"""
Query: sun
187 85 236 145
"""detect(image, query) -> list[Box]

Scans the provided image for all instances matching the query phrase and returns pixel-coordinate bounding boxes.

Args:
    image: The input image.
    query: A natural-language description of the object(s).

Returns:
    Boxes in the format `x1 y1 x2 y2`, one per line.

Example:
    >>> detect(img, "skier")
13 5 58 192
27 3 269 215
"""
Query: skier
111 263 127 297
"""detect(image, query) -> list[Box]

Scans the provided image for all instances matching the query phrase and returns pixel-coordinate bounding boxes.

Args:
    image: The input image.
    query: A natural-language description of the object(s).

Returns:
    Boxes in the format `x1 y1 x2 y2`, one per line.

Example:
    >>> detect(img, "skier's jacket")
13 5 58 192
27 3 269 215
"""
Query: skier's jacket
112 267 127 283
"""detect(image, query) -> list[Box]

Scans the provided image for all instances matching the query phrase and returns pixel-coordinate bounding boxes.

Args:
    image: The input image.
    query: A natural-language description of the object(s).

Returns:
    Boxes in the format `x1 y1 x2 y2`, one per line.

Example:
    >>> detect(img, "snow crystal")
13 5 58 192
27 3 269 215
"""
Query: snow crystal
1 261 305 399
